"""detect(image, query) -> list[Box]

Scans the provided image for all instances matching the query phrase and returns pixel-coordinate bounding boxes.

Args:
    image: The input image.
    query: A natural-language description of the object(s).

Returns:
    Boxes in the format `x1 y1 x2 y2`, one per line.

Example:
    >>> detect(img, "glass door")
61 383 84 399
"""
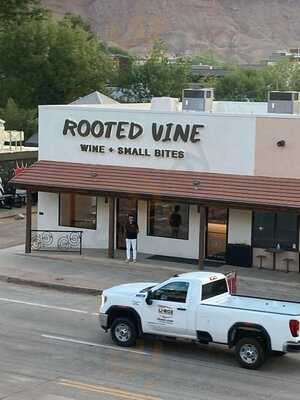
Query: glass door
117 198 138 249
206 208 228 261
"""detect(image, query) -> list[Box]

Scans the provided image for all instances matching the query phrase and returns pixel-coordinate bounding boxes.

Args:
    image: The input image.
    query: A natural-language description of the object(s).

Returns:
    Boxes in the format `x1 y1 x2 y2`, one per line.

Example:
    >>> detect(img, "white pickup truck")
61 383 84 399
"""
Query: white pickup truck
99 271 300 369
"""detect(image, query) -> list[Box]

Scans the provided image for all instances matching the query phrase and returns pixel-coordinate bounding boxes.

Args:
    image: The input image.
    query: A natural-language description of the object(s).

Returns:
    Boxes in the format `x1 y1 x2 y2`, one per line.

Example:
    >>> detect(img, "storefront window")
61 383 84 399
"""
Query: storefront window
148 200 189 240
59 193 97 230
252 211 298 250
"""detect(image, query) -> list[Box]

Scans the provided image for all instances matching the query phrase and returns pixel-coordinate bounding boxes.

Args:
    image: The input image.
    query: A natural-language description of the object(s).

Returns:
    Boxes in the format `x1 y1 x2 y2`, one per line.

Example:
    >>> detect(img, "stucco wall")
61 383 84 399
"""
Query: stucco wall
38 193 109 249
38 194 200 258
39 106 256 175
255 117 300 178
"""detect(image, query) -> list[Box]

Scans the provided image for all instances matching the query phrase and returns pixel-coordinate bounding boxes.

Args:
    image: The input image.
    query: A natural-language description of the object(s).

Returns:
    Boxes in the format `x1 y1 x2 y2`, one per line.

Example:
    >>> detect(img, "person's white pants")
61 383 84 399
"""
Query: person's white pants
126 239 137 260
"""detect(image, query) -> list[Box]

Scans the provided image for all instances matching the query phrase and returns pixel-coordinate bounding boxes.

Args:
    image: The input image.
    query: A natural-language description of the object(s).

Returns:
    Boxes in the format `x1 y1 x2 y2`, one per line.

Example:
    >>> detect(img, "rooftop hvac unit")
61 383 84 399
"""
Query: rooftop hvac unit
268 91 300 114
182 88 214 112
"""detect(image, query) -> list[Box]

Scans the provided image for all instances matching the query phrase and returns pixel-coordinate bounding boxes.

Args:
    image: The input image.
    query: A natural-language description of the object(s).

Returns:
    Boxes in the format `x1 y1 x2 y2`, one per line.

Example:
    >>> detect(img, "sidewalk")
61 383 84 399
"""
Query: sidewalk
0 245 299 301
0 206 26 219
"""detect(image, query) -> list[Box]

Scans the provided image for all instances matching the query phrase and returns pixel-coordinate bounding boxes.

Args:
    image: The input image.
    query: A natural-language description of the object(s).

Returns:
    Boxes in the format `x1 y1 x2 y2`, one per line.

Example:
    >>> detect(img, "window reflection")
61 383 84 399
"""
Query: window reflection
59 193 97 230
148 200 189 240
253 211 298 250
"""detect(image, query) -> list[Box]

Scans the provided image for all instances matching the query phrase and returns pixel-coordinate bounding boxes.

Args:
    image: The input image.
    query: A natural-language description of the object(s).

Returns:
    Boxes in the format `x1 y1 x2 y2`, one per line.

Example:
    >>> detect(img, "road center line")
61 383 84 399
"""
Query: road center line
0 297 95 314
42 334 152 356
59 379 161 400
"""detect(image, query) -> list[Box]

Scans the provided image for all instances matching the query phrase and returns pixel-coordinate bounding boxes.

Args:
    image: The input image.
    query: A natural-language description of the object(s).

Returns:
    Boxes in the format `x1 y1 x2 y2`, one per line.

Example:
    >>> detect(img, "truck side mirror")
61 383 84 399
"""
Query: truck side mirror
145 291 153 305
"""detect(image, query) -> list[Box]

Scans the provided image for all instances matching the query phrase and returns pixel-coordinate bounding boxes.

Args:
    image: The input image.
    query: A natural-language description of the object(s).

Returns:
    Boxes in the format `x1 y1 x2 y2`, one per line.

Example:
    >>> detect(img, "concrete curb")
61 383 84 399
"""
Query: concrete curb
0 275 102 296
0 213 19 220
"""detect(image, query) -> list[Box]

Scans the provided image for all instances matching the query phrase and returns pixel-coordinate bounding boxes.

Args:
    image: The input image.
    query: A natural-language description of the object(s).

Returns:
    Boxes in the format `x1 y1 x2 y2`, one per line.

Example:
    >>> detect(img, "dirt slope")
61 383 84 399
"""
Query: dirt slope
42 0 300 63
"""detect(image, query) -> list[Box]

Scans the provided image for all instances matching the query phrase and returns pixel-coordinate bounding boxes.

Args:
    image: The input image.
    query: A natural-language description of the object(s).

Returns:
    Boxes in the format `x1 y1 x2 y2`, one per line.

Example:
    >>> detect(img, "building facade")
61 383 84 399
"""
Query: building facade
12 93 300 272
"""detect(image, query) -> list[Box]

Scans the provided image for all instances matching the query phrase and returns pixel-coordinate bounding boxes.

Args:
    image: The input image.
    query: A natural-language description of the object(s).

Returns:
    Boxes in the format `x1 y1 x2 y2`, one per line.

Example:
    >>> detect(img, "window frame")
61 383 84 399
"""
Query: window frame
205 207 229 260
147 200 190 240
151 281 190 303
58 193 98 231
252 211 299 251
201 279 228 301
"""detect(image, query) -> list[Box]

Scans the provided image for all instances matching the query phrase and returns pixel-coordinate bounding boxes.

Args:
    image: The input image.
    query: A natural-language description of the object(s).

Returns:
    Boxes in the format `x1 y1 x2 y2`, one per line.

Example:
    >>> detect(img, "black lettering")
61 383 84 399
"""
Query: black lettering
190 124 203 143
91 121 104 138
118 147 124 154
104 122 117 138
124 147 131 155
162 123 173 142
152 123 164 141
132 148 138 156
178 151 184 158
63 119 77 136
154 149 161 157
77 120 90 137
92 145 99 152
116 121 129 139
80 144 89 151
173 124 190 142
99 146 105 153
128 123 143 139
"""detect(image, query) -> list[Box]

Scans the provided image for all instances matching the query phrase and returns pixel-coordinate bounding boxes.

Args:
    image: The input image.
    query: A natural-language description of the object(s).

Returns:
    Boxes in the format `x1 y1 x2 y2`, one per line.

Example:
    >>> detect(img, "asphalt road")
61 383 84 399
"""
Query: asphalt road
0 282 300 400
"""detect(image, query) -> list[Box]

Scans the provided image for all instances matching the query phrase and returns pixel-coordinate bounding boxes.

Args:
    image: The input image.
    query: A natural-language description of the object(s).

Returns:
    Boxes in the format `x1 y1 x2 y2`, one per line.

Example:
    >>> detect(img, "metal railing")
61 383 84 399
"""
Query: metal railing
31 230 83 254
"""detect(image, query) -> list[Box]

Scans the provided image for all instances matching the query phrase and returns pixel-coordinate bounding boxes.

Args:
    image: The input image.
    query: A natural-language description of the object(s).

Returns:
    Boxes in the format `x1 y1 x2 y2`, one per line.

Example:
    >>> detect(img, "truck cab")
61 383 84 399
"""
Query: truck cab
140 272 227 338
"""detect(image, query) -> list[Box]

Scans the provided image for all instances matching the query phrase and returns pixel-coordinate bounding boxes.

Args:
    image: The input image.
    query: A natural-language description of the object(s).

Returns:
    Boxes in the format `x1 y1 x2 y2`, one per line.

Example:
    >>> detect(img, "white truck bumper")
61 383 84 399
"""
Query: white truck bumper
283 340 300 353
99 312 108 331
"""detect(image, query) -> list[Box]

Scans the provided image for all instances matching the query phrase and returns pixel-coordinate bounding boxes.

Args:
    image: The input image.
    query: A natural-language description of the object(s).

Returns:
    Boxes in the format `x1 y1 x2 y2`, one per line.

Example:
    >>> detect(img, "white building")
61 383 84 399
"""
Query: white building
12 90 300 272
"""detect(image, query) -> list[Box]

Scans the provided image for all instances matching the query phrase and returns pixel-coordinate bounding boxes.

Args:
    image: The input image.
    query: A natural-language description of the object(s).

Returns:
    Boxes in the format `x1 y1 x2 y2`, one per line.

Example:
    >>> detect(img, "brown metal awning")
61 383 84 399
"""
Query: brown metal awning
10 160 300 211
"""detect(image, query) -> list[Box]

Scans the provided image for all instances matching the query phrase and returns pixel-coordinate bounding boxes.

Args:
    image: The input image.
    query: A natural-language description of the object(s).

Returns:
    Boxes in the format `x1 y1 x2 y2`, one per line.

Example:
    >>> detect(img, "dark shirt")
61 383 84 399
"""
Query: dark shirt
125 222 139 239
169 212 182 228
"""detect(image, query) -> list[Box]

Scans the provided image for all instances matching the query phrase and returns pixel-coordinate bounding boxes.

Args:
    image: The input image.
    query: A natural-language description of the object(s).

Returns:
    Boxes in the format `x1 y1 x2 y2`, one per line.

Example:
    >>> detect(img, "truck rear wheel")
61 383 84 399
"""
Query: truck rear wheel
111 317 137 347
235 337 266 369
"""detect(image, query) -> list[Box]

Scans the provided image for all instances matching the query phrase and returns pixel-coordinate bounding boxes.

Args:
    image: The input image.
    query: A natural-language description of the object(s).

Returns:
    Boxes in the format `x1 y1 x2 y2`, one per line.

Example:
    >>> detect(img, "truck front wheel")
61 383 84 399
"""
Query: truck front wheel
235 337 266 369
111 317 137 347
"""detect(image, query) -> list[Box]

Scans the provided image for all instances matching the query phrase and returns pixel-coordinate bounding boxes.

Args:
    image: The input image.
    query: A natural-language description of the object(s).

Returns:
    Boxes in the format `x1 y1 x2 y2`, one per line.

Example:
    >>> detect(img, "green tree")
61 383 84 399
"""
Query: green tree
124 40 191 101
62 12 96 41
0 98 37 140
215 68 267 101
263 60 297 92
0 0 47 27
190 52 224 67
0 17 115 108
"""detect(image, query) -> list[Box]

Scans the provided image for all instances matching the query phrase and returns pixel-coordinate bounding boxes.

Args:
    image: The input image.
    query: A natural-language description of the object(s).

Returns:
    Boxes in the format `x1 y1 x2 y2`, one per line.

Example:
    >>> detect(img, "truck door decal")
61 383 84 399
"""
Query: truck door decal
157 305 174 324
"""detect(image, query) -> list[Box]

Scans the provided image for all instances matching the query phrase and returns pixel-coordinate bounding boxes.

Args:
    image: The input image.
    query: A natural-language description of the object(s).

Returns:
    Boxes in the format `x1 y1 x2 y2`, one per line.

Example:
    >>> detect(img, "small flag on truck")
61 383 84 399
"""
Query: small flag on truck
226 272 237 294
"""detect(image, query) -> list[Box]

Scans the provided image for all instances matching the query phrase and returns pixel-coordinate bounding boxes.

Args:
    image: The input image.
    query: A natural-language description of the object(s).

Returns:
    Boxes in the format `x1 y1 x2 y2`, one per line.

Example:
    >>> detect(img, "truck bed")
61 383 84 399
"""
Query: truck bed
204 294 300 316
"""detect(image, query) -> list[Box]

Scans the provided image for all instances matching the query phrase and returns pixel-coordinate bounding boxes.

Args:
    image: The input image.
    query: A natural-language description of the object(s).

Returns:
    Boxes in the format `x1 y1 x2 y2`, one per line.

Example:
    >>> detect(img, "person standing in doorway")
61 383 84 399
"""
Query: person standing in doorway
125 214 139 263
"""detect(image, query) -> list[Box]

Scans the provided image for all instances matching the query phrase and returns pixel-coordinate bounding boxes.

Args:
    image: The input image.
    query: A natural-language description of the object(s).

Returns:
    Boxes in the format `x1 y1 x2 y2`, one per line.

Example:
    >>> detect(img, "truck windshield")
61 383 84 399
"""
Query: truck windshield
202 279 228 300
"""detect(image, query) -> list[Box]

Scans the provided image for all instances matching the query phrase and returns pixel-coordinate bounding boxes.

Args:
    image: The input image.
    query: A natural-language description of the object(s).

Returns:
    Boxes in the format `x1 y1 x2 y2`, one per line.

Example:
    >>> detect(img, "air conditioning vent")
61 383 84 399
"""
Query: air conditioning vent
182 88 214 112
268 91 300 114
